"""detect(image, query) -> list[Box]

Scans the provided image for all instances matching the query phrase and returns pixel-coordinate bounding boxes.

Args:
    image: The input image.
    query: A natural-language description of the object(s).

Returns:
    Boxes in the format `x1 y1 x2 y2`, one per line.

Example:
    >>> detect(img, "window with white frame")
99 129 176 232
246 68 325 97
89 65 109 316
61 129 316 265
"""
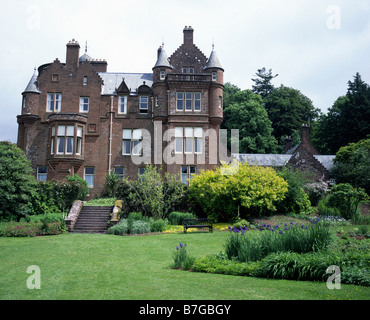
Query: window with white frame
114 167 125 180
175 127 183 153
176 92 201 111
83 76 88 85
160 70 166 80
37 166 47 182
79 97 89 112
118 95 127 114
51 125 83 156
175 127 203 154
212 72 217 81
181 166 196 185
122 129 143 155
185 92 193 111
176 92 184 111
139 96 148 113
84 167 95 187
47 93 62 112
76 126 83 155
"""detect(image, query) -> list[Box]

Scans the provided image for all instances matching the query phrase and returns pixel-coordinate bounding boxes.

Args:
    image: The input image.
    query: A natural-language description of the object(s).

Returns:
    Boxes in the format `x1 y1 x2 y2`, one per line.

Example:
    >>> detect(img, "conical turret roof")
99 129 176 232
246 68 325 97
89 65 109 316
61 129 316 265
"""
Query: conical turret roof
153 47 173 69
204 47 223 71
23 69 40 94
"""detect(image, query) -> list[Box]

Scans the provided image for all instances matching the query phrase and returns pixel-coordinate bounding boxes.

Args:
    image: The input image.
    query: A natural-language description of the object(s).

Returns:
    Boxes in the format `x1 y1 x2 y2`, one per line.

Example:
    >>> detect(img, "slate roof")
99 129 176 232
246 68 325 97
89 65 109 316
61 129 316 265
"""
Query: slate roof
204 49 223 70
79 53 92 62
23 70 40 94
232 154 291 167
98 72 153 95
153 48 173 69
232 153 335 171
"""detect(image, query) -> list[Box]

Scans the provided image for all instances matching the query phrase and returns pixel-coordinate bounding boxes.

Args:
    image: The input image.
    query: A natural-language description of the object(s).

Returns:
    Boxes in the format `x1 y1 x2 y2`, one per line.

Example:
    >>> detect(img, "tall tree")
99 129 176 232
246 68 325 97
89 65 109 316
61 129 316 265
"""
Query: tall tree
251 67 278 99
264 85 320 153
222 89 278 153
313 73 370 154
0 141 37 221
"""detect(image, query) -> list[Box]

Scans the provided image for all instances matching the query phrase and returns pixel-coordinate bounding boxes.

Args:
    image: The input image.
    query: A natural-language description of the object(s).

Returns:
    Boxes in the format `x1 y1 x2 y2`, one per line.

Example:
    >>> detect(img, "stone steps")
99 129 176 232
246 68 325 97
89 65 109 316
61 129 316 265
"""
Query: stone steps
72 206 113 234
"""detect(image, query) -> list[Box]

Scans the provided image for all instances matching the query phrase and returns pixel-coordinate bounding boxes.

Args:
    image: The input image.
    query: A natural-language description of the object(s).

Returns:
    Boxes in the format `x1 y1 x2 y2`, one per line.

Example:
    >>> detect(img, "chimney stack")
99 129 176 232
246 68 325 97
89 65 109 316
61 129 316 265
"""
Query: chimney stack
284 136 293 153
183 26 194 46
300 124 319 154
66 39 80 69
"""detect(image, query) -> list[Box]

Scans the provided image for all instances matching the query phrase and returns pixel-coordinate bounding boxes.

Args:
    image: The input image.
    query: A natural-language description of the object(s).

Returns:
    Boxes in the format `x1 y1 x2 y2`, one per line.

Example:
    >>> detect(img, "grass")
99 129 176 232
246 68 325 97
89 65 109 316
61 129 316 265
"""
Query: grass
1 231 369 300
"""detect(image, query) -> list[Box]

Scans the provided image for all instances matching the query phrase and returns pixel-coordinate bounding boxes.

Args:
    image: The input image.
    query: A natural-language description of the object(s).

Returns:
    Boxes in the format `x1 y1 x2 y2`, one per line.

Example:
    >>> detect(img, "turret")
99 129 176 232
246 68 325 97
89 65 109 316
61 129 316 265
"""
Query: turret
21 69 41 115
204 45 224 122
152 45 173 120
152 45 173 82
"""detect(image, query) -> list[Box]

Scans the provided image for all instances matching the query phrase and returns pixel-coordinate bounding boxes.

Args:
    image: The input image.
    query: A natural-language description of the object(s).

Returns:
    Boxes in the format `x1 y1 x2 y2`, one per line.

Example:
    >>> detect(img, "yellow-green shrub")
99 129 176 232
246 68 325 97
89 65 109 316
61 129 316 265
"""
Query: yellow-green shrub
188 160 288 221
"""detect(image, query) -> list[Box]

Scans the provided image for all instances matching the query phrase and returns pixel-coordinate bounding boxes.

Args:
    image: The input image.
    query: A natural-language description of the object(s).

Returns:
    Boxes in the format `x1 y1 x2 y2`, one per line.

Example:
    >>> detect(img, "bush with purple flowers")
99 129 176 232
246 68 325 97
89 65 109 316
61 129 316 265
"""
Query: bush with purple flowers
171 242 195 270
225 218 334 262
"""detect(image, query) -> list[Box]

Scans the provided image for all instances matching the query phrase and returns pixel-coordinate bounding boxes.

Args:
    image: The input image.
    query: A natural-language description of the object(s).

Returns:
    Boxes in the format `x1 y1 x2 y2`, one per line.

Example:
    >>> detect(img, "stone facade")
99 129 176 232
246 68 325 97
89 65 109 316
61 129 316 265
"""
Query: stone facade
17 27 224 197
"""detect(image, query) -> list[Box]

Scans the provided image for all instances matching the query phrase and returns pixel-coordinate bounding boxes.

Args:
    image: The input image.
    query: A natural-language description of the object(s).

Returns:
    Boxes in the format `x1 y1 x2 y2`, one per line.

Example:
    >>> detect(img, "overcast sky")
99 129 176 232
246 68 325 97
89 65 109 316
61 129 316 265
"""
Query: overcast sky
1 0 369 143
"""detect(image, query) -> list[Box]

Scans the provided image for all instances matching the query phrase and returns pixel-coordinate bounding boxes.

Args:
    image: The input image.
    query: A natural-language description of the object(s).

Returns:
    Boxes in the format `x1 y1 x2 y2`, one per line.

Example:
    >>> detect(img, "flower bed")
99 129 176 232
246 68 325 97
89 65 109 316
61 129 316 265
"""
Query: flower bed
0 221 66 237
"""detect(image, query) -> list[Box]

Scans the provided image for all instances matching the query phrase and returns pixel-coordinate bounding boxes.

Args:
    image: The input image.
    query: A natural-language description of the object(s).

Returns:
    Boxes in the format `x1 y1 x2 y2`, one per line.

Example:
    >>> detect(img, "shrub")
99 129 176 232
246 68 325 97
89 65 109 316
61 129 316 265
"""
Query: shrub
332 138 370 194
192 253 261 277
127 212 143 221
171 242 195 270
326 183 368 219
0 141 38 221
32 175 89 214
317 197 340 217
275 166 313 215
130 220 150 235
0 221 65 237
304 181 329 206
258 249 370 286
150 219 168 233
108 219 129 235
258 251 337 281
116 166 187 219
168 212 194 225
103 171 121 197
233 219 250 229
188 160 288 221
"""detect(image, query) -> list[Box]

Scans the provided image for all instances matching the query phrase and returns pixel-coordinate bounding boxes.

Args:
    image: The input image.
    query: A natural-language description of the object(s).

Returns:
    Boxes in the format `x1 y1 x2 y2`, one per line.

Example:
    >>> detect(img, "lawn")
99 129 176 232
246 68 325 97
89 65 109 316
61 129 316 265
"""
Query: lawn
0 231 369 300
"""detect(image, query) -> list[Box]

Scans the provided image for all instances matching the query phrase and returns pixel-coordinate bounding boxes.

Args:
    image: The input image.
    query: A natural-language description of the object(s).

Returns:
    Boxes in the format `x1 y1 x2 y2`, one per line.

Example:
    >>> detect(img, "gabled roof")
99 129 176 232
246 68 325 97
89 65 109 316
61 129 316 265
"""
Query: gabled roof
233 153 291 167
232 153 335 171
98 72 153 95
23 70 41 94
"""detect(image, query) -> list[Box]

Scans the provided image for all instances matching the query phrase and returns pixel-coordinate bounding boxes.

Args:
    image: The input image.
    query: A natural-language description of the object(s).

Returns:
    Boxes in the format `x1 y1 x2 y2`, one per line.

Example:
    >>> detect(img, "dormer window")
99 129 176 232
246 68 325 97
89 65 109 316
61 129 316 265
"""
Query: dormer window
139 96 148 113
118 95 127 114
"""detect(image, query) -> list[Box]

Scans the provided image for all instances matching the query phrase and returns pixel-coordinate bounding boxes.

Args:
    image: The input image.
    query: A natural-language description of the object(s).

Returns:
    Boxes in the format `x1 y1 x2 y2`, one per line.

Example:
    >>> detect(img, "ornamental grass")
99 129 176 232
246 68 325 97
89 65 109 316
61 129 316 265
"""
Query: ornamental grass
225 218 334 262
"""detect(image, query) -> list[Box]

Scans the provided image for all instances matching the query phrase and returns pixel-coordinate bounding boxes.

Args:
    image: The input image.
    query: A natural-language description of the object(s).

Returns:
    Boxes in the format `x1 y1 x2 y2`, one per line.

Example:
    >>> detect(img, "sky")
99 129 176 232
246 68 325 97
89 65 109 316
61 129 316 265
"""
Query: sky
1 0 369 143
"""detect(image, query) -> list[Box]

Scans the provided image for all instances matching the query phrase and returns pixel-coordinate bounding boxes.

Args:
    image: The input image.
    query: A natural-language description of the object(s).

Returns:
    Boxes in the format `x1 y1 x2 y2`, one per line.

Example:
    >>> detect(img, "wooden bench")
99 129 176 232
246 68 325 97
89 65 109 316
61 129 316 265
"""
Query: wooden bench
183 218 213 233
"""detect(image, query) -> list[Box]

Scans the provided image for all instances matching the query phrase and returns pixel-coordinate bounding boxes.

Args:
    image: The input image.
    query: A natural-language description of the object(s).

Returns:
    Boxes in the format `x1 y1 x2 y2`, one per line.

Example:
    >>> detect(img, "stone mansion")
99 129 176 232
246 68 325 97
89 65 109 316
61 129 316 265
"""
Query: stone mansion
17 27 225 196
